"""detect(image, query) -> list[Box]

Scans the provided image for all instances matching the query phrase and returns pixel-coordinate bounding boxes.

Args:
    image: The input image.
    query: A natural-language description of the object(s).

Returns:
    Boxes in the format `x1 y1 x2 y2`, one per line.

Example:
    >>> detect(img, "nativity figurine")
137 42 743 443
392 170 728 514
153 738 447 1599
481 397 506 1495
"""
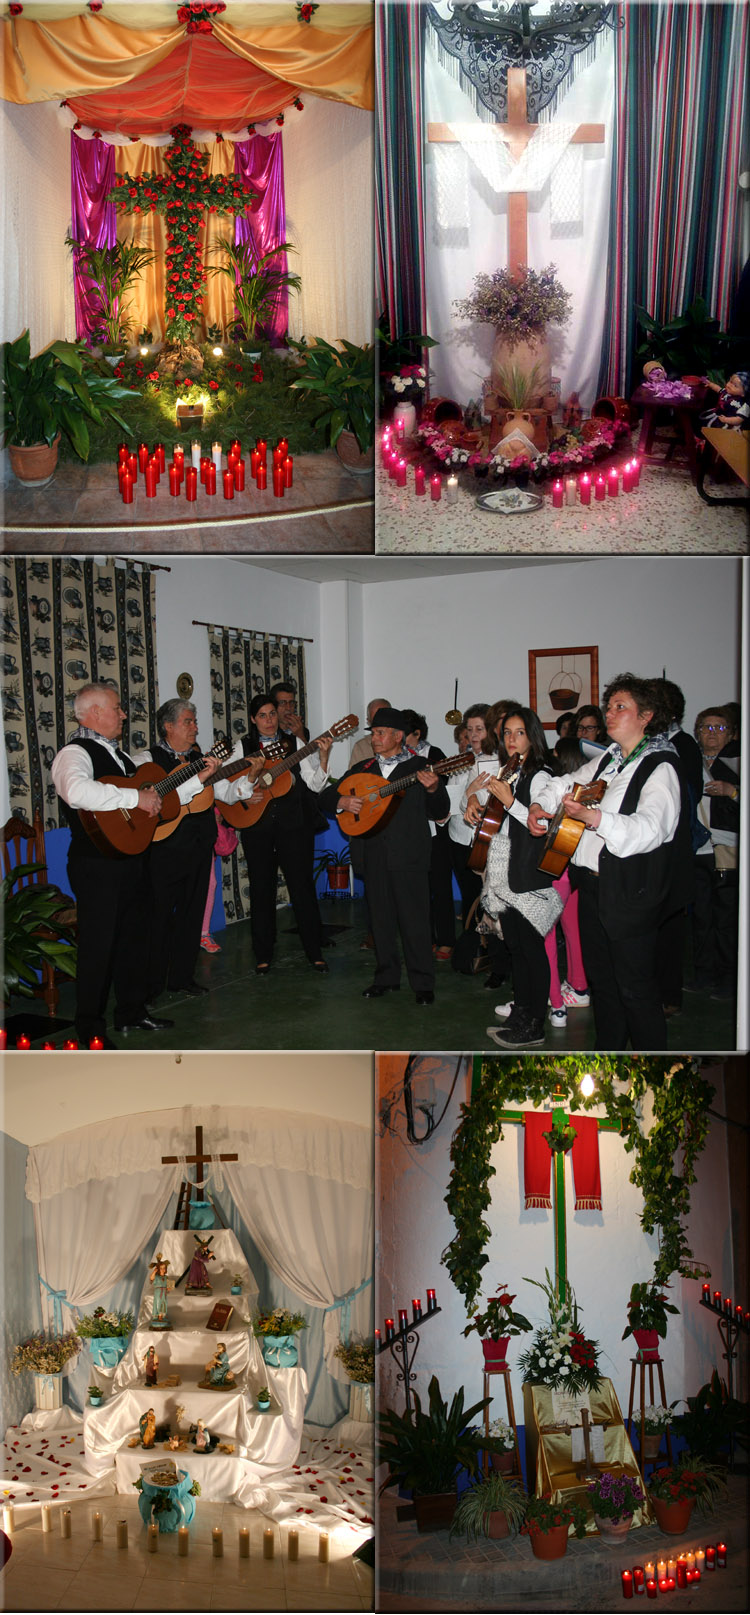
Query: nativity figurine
185 1234 216 1293
204 1342 235 1388
143 1345 159 1387
148 1252 173 1328
139 1408 157 1449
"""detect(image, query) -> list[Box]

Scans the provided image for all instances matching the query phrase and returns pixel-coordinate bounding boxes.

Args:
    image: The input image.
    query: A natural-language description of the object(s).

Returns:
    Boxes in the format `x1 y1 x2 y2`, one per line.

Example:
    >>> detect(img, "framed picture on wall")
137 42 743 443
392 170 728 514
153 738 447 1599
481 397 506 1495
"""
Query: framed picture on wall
529 645 599 730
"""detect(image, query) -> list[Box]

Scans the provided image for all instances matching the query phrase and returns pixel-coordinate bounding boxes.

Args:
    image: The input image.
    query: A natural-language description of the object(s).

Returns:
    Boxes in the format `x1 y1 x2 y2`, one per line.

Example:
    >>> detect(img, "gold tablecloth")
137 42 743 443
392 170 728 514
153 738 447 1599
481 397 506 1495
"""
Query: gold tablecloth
523 1377 654 1535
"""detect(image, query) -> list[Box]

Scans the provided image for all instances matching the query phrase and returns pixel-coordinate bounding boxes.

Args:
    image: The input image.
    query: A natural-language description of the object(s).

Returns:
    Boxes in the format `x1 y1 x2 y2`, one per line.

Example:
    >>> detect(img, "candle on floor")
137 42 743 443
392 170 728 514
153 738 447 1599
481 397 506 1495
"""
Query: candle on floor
191 440 201 469
230 437 241 455
117 443 129 464
16 1033 31 1050
579 473 592 505
676 1557 687 1588
273 465 285 497
233 458 246 492
622 460 634 492
173 443 184 467
277 437 289 458
89 1037 103 1051
250 448 260 478
238 1526 250 1558
395 458 407 487
644 1562 655 1582
632 456 641 486
272 445 285 467
147 1523 159 1552
686 1553 695 1571
318 1530 330 1563
116 1519 128 1548
552 479 564 508
656 1559 667 1580
212 1526 223 1557
212 441 222 471
200 455 210 484
257 462 267 491
154 442 166 473
60 1508 72 1538
622 1570 634 1599
206 463 217 495
633 1566 645 1595
148 452 160 480
388 450 399 479
256 437 267 462
565 475 576 506
91 1511 103 1541
414 465 426 495
185 467 198 501
645 1582 657 1600
607 467 619 497
287 1528 299 1561
694 1550 705 1574
283 455 294 488
595 473 606 501
178 1526 189 1556
144 464 157 498
705 1546 716 1568
263 1527 274 1559
429 475 441 501
223 469 235 500
716 1543 727 1567
395 416 405 442
127 451 138 480
445 474 458 504
137 442 149 473
666 1558 676 1578
168 464 181 496
41 1503 53 1533
2 1506 14 1535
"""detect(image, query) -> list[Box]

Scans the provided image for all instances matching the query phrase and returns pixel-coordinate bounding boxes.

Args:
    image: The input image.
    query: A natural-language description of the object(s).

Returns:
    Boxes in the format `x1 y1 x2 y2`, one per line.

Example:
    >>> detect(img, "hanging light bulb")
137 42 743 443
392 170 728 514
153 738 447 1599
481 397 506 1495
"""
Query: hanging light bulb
579 1073 595 1098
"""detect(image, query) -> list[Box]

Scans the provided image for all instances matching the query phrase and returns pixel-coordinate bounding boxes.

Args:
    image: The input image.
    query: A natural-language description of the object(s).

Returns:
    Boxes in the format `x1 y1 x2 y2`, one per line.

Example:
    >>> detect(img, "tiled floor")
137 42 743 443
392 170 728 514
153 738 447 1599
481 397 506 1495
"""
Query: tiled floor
1 452 374 553
0 1494 373 1612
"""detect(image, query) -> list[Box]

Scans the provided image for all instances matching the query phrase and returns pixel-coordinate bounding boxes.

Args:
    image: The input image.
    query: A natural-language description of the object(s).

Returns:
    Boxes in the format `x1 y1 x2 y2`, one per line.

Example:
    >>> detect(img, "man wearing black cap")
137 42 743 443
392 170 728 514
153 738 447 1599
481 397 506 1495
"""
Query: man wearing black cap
330 708 450 1004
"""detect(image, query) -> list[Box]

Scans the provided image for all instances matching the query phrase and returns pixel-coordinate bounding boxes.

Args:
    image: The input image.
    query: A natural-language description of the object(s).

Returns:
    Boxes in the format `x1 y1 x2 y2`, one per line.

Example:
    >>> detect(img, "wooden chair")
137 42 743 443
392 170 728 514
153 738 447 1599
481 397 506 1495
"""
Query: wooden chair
1 810 77 1017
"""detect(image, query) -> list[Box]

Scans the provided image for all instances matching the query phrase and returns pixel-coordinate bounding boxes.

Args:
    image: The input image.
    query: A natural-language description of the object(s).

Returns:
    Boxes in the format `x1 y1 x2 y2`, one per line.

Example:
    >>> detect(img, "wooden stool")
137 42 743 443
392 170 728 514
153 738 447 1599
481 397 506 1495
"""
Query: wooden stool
626 1352 674 1472
482 1363 523 1483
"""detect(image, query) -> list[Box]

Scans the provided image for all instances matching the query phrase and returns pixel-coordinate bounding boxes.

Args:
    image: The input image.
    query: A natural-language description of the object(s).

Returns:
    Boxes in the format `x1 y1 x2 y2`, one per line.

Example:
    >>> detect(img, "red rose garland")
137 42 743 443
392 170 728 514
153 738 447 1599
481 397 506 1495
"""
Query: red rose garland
296 2 317 21
177 2 226 33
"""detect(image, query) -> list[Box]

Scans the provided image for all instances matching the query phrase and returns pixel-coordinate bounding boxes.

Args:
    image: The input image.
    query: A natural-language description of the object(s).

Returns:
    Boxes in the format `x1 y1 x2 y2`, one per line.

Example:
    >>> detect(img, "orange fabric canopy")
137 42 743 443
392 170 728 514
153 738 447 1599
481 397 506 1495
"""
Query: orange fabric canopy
67 36 296 135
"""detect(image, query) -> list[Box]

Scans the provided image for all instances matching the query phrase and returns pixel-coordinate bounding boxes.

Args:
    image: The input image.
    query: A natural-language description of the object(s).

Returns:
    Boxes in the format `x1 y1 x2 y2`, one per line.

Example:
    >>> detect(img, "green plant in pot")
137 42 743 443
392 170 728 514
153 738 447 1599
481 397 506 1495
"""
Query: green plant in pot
647 1457 725 1534
65 235 157 356
378 1374 507 1532
622 1282 679 1357
288 336 375 467
670 1370 750 1463
313 846 352 892
522 1492 587 1560
449 1471 526 1543
635 296 733 384
206 238 301 345
462 1286 532 1368
88 1383 104 1405
2 861 77 1008
486 1416 516 1474
586 1471 644 1544
2 330 136 485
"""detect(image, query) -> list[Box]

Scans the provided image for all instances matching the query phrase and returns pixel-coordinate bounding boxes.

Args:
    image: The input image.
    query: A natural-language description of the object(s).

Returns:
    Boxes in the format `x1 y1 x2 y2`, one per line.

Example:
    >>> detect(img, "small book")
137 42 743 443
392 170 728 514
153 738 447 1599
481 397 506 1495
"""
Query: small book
206 1300 234 1331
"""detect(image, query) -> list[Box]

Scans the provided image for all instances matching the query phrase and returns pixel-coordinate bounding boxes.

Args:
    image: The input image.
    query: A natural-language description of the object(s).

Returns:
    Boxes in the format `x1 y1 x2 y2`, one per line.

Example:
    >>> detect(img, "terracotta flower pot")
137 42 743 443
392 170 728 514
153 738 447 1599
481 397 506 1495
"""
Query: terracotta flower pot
487 1509 510 1540
413 1491 456 1532
528 1522 569 1560
481 1336 510 1367
8 433 61 488
650 1497 695 1535
335 429 374 475
594 1513 633 1545
326 865 349 890
640 1432 663 1460
490 1450 515 1475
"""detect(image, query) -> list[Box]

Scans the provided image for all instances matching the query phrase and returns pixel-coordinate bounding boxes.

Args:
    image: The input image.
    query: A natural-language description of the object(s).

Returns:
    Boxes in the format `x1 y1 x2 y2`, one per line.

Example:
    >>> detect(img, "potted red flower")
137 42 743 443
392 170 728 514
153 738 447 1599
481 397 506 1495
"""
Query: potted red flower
647 1463 723 1535
463 1286 532 1367
622 1282 679 1361
522 1492 587 1560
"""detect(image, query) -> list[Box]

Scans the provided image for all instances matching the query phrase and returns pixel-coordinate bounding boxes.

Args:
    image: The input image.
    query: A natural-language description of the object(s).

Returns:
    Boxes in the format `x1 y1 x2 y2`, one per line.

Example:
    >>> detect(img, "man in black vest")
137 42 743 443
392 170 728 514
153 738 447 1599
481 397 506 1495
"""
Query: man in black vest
145 698 223 1002
329 708 450 1005
51 682 175 1046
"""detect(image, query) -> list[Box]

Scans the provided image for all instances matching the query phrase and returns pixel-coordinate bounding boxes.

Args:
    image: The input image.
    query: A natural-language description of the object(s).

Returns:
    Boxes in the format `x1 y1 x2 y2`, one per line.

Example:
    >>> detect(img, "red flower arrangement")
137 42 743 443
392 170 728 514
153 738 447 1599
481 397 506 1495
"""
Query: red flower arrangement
253 364 264 383
208 379 219 391
9 5 23 16
88 2 103 12
296 2 317 21
647 1467 706 1504
275 115 285 127
177 3 226 34
147 371 160 383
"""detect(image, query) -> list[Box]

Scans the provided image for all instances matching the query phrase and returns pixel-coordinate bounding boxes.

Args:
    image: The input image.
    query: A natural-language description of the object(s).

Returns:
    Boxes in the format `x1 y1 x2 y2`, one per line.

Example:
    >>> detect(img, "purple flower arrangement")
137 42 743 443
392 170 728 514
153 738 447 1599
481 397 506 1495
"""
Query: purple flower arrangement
454 265 572 339
587 1471 644 1522
642 379 694 401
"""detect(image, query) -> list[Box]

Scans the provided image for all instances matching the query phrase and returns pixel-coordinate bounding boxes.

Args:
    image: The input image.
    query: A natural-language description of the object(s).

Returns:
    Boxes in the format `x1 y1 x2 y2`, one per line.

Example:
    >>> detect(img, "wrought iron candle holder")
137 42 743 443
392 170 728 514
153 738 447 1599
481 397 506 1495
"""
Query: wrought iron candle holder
376 1305 442 1418
699 1291 749 1470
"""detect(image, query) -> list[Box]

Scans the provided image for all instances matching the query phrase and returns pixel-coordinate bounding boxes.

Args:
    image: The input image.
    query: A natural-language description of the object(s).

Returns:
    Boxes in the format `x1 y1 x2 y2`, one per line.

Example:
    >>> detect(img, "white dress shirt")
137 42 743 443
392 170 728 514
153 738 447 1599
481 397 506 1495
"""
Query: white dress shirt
532 749 680 874
226 735 329 796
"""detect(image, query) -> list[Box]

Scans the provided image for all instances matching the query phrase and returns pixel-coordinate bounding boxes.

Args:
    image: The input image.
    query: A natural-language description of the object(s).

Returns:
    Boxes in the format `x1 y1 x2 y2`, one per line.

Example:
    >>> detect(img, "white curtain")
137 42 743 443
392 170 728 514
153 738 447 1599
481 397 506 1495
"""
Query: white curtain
424 29 615 411
33 1172 174 1322
283 97 374 346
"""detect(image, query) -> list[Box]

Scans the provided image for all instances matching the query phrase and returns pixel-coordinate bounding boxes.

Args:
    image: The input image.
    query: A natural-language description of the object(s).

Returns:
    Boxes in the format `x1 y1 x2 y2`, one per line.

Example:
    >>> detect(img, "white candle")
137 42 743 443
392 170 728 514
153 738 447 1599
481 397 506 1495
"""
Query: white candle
263 1526 274 1559
91 1510 103 1541
565 475 577 506
212 1526 223 1557
318 1530 330 1563
178 1526 189 1556
2 1505 14 1535
445 475 458 505
238 1526 250 1557
212 441 223 472
686 1552 695 1571
116 1518 128 1548
147 1523 159 1552
287 1527 299 1561
695 1550 705 1574
41 1504 53 1534
191 439 201 470
60 1508 72 1538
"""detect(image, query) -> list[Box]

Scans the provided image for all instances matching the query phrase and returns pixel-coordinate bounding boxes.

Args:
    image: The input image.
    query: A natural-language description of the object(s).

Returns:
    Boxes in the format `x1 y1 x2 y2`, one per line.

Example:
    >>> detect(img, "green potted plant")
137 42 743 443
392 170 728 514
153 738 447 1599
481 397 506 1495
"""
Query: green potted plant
462 1286 532 1367
522 1492 587 1560
377 311 437 417
647 1460 725 1535
256 1385 271 1411
636 1404 672 1461
486 1416 516 1474
586 1471 644 1544
313 845 352 893
88 1383 104 1407
65 235 157 360
378 1374 507 1533
76 1308 134 1368
230 1274 243 1295
454 264 571 401
670 1370 750 1463
2 861 77 1008
9 1331 82 1411
206 238 301 347
2 330 136 485
288 335 375 468
622 1282 679 1357
635 296 733 384
334 1338 374 1422
253 1306 308 1367
449 1471 526 1542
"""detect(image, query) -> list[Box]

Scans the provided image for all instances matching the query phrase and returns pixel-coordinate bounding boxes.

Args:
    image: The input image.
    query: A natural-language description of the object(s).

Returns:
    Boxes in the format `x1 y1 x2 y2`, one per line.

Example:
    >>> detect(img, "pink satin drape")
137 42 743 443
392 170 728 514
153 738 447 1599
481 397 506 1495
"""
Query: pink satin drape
233 133 287 342
71 134 116 343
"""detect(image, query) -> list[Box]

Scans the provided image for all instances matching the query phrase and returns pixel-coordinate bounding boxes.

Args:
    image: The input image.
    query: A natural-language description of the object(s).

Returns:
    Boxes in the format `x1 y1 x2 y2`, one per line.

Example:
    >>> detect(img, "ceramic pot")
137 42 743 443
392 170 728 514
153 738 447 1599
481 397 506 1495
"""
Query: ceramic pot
33 1372 63 1412
594 1513 633 1545
326 865 350 891
335 429 375 475
487 1509 511 1540
413 1491 456 1533
528 1522 569 1560
8 434 61 488
490 1450 515 1475
633 1328 660 1360
490 331 550 402
481 1337 510 1367
138 1468 196 1534
230 1286 242 1295
650 1497 695 1535
640 1432 663 1460
89 1335 129 1368
88 1393 103 1408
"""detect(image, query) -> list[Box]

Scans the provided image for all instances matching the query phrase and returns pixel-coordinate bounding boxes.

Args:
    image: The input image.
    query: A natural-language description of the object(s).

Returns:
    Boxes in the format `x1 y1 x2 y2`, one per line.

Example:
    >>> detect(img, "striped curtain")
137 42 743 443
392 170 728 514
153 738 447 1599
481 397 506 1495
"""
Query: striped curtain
0 557 158 832
375 0 427 340
598 0 749 397
205 627 307 928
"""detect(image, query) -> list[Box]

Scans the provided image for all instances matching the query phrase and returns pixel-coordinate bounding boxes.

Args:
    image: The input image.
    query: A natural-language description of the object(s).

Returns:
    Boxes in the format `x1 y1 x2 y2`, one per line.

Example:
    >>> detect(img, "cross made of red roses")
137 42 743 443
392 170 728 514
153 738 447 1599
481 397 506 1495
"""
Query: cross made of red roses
108 125 255 345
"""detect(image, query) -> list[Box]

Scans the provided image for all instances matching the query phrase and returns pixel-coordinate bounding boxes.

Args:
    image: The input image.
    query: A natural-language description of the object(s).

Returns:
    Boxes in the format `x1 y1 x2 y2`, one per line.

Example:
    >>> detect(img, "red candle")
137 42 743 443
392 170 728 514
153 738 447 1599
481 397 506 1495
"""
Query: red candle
154 442 166 472
426 1289 437 1312
173 444 185 466
384 1318 395 1342
168 464 180 496
412 1299 422 1320
414 465 426 495
632 456 641 486
256 437 267 461
250 449 260 478
633 1567 645 1594
148 453 160 482
273 445 285 466
272 464 285 497
200 456 210 484
724 1296 732 1313
658 1580 668 1592
713 1290 721 1306
398 1309 408 1330
233 458 246 491
552 479 564 508
43 1041 55 1050
691 1571 700 1583
228 447 240 468
206 463 216 495
63 1038 78 1050
16 1034 31 1050
374 1329 381 1346
89 1037 104 1050
429 475 441 501
277 437 289 458
676 1559 687 1588
622 460 634 492
137 442 149 472
117 444 129 465
257 463 267 491
646 1582 657 1600
702 1283 710 1298
381 434 392 467
594 473 606 500
388 451 399 479
716 1544 727 1567
144 465 157 498
127 451 138 479
705 1547 716 1569
121 472 134 504
608 467 619 497
622 1572 634 1600
579 473 592 505
735 1302 743 1318
396 458 407 487
223 469 235 500
283 455 293 488
185 467 198 501
0 1030 7 1050
230 438 241 455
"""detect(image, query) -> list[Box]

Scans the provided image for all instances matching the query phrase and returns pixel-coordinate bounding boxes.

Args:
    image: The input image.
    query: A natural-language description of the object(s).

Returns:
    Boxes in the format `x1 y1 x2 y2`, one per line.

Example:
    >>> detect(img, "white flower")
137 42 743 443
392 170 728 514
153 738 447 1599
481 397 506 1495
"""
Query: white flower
559 1366 570 1376
417 377 426 388
538 1357 547 1367
417 367 426 378
393 378 405 393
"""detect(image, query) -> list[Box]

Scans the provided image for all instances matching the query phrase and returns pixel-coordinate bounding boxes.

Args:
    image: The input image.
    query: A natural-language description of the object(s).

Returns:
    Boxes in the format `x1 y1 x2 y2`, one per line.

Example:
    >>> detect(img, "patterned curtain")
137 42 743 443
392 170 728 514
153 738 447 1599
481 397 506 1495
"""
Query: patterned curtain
597 0 749 397
1 557 158 832
206 626 307 928
375 0 427 341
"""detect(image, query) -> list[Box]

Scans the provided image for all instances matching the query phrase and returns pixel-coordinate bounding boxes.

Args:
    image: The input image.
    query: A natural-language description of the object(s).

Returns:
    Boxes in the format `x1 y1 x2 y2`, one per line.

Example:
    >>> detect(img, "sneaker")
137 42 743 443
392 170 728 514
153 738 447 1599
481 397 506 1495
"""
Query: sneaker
489 1011 546 1048
494 1000 515 1020
200 934 221 954
548 1006 567 1028
561 981 590 1007
434 946 453 962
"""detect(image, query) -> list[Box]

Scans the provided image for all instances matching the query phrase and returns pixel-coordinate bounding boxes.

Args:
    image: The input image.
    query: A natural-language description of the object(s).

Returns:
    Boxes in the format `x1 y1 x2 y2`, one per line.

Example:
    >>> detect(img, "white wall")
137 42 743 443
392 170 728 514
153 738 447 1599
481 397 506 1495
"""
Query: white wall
0 100 74 349
362 557 743 749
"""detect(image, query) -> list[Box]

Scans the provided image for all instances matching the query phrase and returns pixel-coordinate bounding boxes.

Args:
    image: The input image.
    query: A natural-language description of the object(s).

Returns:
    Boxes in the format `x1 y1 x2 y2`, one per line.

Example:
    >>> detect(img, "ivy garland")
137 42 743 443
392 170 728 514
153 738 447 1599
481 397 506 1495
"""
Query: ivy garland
442 1056 715 1315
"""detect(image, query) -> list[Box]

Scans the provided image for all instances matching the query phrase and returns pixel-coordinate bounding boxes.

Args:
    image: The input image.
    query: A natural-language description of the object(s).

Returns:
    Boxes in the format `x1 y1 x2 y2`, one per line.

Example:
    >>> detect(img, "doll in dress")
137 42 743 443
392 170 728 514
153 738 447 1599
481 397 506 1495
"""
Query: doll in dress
701 371 750 429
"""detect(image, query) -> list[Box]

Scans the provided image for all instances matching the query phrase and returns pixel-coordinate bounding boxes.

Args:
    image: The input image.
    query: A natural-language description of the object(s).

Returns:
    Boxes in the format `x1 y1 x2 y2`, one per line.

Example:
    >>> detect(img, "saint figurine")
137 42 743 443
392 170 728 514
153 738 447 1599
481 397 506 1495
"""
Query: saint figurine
139 1408 156 1448
205 1342 235 1387
143 1345 159 1387
149 1252 173 1327
186 1235 216 1293
194 1419 210 1451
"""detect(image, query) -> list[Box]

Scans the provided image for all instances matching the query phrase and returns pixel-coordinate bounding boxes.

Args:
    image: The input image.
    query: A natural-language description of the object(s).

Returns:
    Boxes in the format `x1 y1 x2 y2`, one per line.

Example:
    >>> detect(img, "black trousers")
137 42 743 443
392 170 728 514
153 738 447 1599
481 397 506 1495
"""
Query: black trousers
449 837 483 926
575 867 667 1050
367 863 434 992
691 855 739 990
68 852 151 1039
240 815 322 964
430 824 456 947
501 906 550 1022
148 817 215 995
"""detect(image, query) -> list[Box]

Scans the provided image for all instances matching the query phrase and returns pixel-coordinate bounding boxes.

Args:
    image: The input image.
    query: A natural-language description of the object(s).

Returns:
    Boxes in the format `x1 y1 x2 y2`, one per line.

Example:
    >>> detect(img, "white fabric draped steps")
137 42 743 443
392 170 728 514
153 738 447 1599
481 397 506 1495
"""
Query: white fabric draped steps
5 1106 373 1540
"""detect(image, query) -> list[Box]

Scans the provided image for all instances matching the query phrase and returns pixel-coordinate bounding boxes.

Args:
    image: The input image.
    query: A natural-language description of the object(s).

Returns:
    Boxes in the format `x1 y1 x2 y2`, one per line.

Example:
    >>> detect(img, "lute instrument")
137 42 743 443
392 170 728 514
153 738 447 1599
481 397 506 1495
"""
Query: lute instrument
337 750 473 838
217 715 358 831
153 742 283 841
78 739 231 857
537 779 607 877
466 758 524 873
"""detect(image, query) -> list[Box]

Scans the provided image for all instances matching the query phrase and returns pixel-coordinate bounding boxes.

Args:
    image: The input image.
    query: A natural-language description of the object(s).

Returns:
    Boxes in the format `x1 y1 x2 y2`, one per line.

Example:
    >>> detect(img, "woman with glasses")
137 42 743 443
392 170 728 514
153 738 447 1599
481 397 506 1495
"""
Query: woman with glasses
691 706 740 1000
575 705 607 744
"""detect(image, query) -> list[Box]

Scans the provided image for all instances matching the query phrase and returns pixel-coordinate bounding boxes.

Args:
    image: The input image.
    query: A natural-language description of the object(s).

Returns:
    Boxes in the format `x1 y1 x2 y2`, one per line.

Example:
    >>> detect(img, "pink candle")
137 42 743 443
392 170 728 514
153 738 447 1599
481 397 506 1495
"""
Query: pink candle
396 458 407 487
121 472 134 504
622 460 634 492
381 434 392 466
205 463 216 495
257 463 267 491
595 474 606 501
185 467 197 501
223 469 235 500
388 451 399 480
283 455 293 488
273 464 285 497
233 458 246 492
144 464 157 498
608 467 619 497
414 465 426 495
395 416 405 441
632 456 641 486
168 465 180 496
579 473 591 505
429 475 441 501
552 479 564 508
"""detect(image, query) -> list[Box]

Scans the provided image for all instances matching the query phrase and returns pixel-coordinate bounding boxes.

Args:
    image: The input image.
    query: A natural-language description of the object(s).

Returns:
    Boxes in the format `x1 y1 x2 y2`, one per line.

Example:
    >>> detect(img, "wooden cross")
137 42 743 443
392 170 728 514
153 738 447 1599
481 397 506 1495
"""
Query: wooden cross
428 66 604 278
539 1405 610 1479
161 1124 238 1192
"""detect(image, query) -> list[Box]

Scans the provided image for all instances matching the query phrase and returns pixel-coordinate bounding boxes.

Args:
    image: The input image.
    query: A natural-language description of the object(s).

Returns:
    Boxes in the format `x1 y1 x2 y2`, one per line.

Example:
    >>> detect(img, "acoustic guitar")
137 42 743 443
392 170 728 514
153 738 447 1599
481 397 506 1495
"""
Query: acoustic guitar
537 779 607 877
337 751 473 838
78 740 231 857
217 715 358 831
467 758 523 873
153 742 284 842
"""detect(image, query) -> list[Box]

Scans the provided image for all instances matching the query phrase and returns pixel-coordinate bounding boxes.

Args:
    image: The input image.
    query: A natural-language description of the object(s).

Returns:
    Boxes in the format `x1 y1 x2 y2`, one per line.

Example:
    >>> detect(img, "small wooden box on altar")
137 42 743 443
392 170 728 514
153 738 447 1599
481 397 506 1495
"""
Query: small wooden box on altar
176 402 205 432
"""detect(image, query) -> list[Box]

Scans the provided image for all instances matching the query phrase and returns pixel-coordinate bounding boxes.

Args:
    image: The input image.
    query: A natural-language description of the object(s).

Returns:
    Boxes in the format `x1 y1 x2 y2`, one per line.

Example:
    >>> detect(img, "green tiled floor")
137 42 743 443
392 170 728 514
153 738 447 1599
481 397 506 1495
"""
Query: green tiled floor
9 899 737 1053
